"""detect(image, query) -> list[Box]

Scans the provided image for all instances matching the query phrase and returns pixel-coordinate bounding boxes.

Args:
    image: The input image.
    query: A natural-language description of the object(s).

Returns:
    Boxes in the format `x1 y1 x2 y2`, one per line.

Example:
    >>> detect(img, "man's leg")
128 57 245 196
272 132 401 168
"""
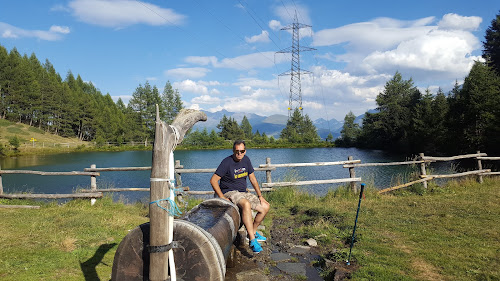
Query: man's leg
238 198 256 240
252 200 270 233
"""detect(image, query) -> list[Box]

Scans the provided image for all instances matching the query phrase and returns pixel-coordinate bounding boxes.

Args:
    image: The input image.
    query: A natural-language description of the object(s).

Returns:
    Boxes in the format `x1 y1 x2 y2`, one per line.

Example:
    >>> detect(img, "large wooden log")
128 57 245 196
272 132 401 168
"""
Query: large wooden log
112 198 240 281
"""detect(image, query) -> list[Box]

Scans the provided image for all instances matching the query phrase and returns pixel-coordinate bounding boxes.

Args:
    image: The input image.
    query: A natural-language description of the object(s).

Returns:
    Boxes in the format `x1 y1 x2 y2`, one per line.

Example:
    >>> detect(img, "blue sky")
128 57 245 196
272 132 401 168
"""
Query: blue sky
0 1 498 121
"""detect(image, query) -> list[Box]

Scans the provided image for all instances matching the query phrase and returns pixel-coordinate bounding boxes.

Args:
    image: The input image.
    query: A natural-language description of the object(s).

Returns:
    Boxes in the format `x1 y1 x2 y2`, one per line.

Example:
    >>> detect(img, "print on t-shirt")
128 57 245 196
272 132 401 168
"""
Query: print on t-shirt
234 167 248 179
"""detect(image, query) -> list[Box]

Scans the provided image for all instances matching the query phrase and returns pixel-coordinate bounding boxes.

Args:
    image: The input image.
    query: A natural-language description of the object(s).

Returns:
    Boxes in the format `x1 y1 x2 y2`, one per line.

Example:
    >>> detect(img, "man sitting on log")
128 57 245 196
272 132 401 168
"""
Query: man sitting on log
210 140 270 253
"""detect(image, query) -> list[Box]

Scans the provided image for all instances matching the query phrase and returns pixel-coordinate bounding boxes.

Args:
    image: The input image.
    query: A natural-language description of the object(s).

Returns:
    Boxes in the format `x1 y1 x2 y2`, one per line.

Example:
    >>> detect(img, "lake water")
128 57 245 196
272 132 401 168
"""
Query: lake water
0 147 453 202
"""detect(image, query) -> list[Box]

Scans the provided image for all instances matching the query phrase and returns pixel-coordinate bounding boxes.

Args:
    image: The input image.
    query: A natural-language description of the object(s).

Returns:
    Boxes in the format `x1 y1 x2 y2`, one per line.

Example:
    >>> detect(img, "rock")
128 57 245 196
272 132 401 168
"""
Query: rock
305 238 317 247
270 252 292 262
236 269 270 281
257 225 265 230
276 262 306 276
288 245 311 255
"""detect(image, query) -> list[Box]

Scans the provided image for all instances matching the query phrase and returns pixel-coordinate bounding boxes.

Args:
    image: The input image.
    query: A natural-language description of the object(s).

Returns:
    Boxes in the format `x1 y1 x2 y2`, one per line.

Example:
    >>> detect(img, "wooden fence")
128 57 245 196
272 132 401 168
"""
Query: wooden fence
1 152 499 206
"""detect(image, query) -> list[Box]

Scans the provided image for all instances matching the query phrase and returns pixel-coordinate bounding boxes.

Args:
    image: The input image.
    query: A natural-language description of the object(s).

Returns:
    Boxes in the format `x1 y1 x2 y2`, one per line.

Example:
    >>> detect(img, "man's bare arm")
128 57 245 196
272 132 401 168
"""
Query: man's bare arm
210 173 229 200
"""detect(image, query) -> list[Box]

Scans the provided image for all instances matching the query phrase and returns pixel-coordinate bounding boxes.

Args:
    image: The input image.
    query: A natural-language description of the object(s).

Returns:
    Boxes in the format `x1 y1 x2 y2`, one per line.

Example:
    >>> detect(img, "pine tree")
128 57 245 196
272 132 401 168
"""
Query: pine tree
162 81 183 124
240 115 252 139
483 11 500 74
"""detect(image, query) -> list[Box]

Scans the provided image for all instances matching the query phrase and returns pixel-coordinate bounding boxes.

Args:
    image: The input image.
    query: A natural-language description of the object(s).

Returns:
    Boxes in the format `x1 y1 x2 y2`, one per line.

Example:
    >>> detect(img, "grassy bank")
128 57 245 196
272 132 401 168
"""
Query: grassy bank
1 178 499 280
267 178 500 280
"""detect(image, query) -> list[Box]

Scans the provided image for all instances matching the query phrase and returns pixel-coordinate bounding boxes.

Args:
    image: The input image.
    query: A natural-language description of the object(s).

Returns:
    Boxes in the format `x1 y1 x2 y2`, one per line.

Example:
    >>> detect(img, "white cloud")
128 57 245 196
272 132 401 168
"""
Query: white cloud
269 20 282 31
438 13 482 31
191 95 220 104
173 80 208 95
313 14 483 82
245 30 270 43
68 0 186 28
165 67 211 79
185 56 218 66
49 25 70 34
0 22 69 40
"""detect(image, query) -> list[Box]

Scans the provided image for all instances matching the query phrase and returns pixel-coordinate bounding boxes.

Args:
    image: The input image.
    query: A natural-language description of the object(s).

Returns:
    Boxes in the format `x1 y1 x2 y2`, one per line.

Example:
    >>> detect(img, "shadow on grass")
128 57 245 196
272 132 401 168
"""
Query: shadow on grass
80 243 117 281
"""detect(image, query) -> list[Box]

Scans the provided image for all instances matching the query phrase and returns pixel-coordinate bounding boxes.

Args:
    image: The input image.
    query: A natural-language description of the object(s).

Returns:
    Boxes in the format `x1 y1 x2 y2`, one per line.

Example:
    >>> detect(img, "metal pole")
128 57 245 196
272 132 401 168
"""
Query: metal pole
347 183 365 265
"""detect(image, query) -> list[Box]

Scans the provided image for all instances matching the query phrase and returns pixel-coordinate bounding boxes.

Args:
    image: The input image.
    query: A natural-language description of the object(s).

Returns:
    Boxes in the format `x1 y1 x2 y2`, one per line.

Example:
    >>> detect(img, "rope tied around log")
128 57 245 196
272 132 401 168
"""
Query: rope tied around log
149 178 184 216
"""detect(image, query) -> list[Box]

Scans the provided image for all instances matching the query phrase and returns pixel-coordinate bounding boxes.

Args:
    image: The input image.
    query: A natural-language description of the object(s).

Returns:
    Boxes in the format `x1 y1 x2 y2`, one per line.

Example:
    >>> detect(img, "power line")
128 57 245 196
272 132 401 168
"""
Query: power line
134 0 252 72
277 11 315 118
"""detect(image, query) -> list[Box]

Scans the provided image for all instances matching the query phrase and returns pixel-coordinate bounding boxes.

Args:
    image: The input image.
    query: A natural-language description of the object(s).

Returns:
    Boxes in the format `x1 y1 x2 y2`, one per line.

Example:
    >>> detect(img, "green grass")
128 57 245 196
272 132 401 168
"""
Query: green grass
0 196 149 281
266 178 500 281
1 178 499 280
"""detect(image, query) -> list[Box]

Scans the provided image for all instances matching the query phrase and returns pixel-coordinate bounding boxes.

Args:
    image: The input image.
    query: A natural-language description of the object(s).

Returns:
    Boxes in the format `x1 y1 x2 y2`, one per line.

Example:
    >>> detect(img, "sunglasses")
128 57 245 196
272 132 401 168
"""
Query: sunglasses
234 150 246 154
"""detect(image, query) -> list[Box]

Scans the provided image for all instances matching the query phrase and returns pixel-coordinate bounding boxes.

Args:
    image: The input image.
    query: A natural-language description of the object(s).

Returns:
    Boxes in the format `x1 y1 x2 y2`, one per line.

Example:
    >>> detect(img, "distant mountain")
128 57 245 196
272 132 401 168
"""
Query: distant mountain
191 109 372 140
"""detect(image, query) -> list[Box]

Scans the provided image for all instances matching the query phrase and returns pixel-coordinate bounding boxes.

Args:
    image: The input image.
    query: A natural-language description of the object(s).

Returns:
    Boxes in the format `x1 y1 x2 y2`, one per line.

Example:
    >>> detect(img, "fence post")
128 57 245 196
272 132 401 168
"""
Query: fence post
476 150 483 184
0 165 3 195
175 159 183 190
90 164 97 205
419 153 428 189
348 156 357 193
266 157 272 185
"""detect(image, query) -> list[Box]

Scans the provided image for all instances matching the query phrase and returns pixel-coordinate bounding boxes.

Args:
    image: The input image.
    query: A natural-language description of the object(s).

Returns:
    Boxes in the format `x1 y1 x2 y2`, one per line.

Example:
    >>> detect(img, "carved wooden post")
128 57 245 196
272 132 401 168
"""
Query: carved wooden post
348 156 357 193
419 153 428 189
149 107 206 281
266 157 272 185
476 150 483 184
90 164 97 205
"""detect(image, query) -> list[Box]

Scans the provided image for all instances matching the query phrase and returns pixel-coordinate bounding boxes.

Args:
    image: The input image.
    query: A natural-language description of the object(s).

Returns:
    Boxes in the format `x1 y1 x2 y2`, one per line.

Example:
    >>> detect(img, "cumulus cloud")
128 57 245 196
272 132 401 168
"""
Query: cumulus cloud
360 28 482 80
438 13 482 31
0 22 70 40
185 52 288 70
269 20 282 31
165 67 211 79
68 0 186 28
49 25 70 34
173 80 208 95
245 30 270 43
313 14 483 82
191 95 220 104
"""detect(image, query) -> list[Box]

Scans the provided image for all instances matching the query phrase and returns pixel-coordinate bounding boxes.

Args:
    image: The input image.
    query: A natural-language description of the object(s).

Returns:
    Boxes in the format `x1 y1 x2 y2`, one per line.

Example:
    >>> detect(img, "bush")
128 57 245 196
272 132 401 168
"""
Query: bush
8 136 21 150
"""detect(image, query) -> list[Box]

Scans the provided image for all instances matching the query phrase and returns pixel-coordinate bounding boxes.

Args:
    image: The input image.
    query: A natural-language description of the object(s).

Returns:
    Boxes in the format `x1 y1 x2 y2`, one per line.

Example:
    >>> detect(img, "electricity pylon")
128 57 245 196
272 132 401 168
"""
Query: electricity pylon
277 11 315 118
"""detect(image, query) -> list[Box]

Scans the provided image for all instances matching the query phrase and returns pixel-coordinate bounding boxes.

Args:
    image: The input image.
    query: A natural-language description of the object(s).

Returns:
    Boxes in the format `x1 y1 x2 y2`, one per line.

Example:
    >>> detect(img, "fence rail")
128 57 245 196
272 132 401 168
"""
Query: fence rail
1 151 499 204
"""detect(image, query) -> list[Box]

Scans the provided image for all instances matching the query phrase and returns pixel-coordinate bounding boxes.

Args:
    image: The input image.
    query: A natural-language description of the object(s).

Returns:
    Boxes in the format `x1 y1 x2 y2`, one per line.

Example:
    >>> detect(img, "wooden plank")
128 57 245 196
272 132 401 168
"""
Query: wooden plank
421 169 491 179
0 170 100 176
476 157 500 161
80 188 151 192
343 160 427 168
85 167 151 172
378 177 433 194
262 178 361 188
482 171 500 175
1 204 41 209
0 193 103 199
185 188 274 195
421 153 487 161
259 160 360 168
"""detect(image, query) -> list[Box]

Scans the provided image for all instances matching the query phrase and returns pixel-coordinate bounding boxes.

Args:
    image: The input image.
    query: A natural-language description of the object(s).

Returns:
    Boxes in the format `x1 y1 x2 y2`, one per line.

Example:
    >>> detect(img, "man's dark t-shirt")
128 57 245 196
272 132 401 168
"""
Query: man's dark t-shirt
215 155 255 193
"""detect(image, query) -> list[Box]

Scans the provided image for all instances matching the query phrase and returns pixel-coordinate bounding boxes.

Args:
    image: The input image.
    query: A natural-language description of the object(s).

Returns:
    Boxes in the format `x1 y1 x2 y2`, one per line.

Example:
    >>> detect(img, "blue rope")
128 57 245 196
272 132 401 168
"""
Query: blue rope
149 187 185 217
